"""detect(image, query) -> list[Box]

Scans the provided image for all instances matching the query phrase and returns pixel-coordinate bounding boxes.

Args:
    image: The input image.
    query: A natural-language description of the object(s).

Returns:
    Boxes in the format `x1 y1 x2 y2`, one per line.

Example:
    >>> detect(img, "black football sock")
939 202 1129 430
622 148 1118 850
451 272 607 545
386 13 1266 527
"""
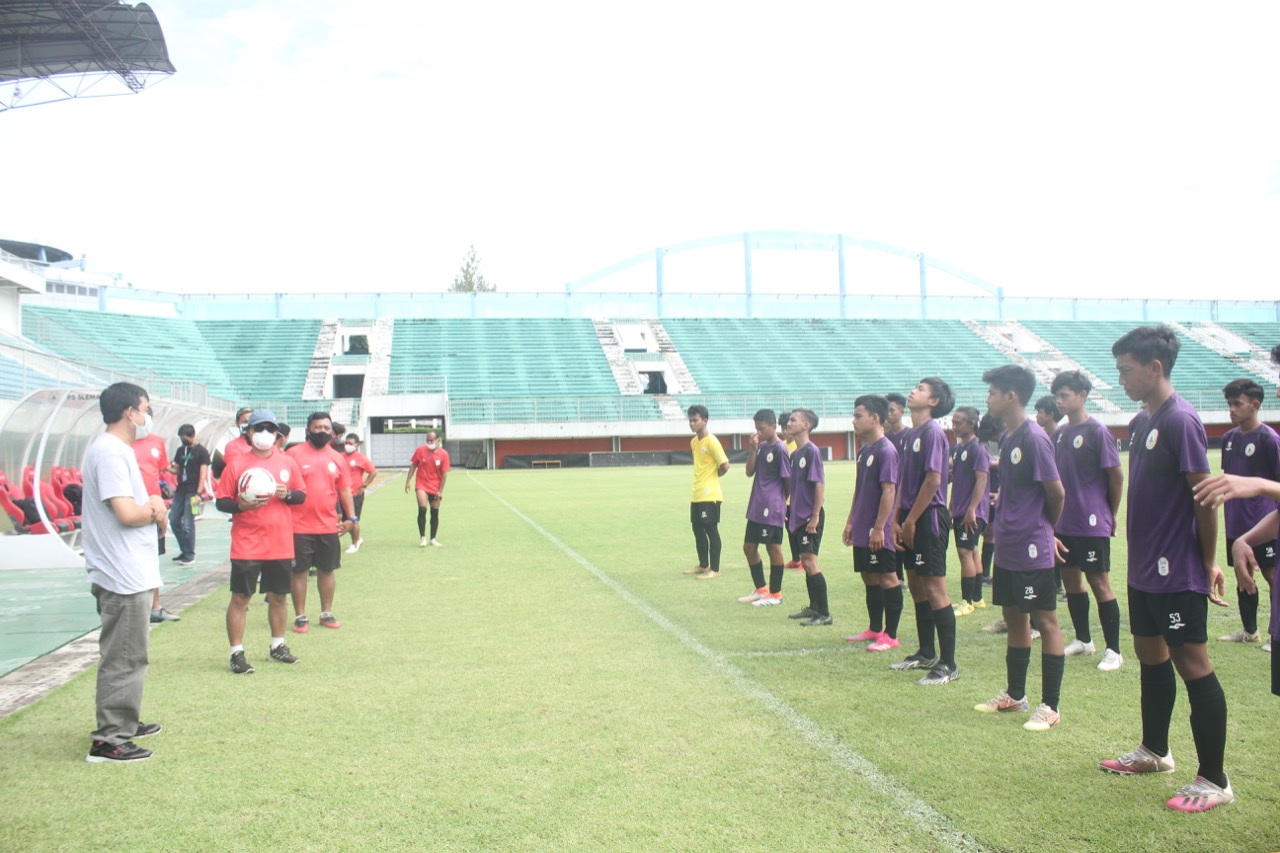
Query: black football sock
417 507 427 537
915 601 936 658
934 605 957 668
810 572 829 616
804 573 816 609
1066 592 1092 644
1140 660 1177 758
768 564 784 595
959 576 972 603
1098 598 1122 653
883 586 904 639
866 585 885 633
971 573 984 603
981 542 994 577
1007 646 1031 701
1185 672 1229 790
748 561 766 590
1238 590 1259 635
429 507 440 539
1042 653 1065 711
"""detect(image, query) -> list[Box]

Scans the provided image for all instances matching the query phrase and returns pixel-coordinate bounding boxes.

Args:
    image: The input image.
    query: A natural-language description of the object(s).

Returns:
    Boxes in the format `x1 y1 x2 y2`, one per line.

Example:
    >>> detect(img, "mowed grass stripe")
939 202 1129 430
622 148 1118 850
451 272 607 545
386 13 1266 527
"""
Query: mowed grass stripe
474 471 988 853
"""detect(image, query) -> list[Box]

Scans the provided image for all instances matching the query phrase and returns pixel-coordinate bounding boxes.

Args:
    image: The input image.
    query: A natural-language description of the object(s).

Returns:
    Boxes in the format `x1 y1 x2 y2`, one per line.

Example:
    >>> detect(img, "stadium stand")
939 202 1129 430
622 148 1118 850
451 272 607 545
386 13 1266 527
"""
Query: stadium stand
193 319 320 401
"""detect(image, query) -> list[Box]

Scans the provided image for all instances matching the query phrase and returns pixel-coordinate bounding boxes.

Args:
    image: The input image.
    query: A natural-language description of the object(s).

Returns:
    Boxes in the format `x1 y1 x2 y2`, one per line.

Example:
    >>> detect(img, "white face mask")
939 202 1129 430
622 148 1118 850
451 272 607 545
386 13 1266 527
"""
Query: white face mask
425 441 438 451
251 430 276 450
344 444 357 454
133 410 153 440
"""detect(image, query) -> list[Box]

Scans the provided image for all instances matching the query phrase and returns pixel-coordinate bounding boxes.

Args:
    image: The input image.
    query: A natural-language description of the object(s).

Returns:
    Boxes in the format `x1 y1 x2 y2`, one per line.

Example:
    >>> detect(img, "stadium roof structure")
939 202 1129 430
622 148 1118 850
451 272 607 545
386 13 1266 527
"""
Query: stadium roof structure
0 1 174 112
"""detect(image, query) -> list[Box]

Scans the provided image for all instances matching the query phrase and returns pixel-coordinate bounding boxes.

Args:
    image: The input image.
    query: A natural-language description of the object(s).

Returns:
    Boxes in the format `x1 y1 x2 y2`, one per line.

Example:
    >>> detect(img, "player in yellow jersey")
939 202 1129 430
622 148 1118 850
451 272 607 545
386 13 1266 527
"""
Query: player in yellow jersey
685 405 731 578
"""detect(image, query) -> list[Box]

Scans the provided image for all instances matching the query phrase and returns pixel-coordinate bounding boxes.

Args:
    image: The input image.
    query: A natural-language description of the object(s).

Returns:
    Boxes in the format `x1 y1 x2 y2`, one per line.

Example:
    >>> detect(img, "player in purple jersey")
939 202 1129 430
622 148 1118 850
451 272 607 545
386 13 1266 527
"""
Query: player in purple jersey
739 409 792 607
1034 395 1062 439
948 406 990 617
1050 370 1125 672
1215 379 1279 645
783 409 831 626
1098 325 1233 813
842 395 903 651
974 365 1066 732
884 393 911 580
890 378 960 686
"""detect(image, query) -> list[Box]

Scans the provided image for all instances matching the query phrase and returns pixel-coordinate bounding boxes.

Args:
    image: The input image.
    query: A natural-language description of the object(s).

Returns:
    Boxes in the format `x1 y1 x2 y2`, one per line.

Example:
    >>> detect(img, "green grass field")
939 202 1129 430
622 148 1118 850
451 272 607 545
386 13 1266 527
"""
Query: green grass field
1 462 1277 852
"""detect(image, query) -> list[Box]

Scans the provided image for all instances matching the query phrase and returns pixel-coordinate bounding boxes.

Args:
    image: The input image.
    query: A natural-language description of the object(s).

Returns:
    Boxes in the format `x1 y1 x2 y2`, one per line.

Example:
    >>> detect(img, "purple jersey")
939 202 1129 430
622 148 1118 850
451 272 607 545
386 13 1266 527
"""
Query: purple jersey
788 442 825 533
849 436 899 549
949 437 990 522
746 439 791 527
897 420 949 534
1054 417 1121 537
1126 393 1211 595
993 419 1060 571
887 427 910 459
1220 424 1280 538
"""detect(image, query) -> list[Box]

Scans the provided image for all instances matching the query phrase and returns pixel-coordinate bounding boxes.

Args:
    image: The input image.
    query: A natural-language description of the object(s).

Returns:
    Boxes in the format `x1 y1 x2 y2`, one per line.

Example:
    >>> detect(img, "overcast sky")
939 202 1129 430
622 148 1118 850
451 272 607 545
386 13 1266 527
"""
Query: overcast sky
1 1 1278 303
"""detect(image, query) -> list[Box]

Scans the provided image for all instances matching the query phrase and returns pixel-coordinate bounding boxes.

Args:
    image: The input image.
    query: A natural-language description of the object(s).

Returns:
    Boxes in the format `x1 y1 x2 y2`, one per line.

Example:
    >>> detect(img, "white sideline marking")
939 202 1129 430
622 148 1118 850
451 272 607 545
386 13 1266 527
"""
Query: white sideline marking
726 646 869 658
475 477 988 853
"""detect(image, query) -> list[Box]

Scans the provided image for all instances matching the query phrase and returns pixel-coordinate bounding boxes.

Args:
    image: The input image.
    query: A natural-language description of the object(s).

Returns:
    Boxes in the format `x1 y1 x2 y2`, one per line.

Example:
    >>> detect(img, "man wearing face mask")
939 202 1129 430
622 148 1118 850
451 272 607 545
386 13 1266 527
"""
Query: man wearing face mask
405 430 449 547
341 433 376 554
287 413 356 633
215 409 307 674
82 382 169 762
167 424 210 566
211 407 253 480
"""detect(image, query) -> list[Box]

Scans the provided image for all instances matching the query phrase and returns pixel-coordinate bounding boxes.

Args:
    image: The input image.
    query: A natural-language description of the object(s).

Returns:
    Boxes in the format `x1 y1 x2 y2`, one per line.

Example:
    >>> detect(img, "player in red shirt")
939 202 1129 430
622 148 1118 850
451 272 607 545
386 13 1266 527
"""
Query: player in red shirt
405 430 450 547
286 413 355 633
341 432 377 554
214 409 307 674
132 430 180 624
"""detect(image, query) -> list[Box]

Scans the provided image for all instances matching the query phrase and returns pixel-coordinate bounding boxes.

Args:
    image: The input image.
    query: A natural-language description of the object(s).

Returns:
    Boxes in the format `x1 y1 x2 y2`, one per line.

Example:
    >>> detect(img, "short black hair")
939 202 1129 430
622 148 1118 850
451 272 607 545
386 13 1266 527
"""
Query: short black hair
977 412 1005 443
278 423 291 438
687 404 709 420
178 423 196 438
1111 324 1180 378
953 405 980 428
345 433 361 444
792 408 819 431
983 364 1037 406
100 382 148 425
1035 395 1061 420
307 411 332 429
885 393 907 408
1050 370 1092 396
753 408 776 426
854 395 889 424
918 377 955 418
1223 378 1264 404
331 422 346 436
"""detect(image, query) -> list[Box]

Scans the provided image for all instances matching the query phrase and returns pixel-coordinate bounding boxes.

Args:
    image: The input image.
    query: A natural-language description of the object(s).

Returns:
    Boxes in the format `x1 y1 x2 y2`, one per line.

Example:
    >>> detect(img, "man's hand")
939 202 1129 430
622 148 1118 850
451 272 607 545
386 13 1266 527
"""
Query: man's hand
842 521 854 548
869 527 885 552
901 518 917 550
1053 536 1069 562
1206 564 1230 608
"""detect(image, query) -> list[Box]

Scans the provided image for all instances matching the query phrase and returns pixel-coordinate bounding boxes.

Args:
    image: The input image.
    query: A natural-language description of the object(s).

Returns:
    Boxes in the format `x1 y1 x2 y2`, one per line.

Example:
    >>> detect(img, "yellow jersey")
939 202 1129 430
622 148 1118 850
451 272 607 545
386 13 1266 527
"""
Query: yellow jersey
690 433 729 502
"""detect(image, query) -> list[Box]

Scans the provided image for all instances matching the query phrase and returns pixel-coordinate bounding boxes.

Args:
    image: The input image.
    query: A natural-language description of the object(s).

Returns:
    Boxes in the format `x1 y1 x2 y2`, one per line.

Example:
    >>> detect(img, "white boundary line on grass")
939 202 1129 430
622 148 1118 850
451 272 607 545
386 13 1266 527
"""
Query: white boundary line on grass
475 476 989 853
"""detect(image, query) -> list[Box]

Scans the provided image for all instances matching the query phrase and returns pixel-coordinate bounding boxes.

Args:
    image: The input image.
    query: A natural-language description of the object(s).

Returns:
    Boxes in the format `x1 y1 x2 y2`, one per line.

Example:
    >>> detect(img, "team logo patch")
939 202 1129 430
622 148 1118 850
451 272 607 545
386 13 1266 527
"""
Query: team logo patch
766 452 774 463
866 454 874 467
912 437 922 453
1225 440 1234 452
278 469 291 484
1146 429 1159 450
150 447 161 458
1028 544 1038 559
800 535 811 546
799 458 807 469
700 510 708 519
762 508 770 518
327 462 338 473
1010 447 1022 465
1157 556 1169 576
1245 443 1256 457
1089 513 1098 527
961 450 968 461
435 459 442 466
1073 435 1084 449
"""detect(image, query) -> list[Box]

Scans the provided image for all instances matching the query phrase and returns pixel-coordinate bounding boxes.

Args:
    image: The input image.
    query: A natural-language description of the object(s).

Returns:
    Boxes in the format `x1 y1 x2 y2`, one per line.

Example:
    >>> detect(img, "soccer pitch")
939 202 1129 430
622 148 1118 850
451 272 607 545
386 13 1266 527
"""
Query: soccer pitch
1 462 1277 852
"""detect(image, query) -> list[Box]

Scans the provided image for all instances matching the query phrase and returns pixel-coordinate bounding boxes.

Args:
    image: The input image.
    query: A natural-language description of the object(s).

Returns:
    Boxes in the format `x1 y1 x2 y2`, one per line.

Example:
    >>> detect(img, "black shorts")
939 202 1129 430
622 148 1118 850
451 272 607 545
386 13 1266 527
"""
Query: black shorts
1225 537 1277 571
230 559 293 596
744 522 785 546
1056 535 1111 572
992 566 1058 612
1127 586 1209 647
352 493 365 517
691 501 722 526
952 517 987 551
854 546 897 574
789 508 825 556
899 507 949 577
292 533 341 573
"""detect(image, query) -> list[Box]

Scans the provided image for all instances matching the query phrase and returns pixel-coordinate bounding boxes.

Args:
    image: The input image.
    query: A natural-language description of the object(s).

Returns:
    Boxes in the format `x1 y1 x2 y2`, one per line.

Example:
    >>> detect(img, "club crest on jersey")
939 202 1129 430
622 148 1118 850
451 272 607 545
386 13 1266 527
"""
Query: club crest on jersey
1089 513 1098 527
1157 556 1169 576
1146 429 1159 450
866 454 874 467
762 508 770 518
1027 543 1038 559
766 452 774 463
150 447 161 458
278 469 290 483
1245 443 1256 457
961 450 968 461
799 458 807 469
1073 435 1084 449
327 462 338 473
912 437 922 452
1010 447 1022 465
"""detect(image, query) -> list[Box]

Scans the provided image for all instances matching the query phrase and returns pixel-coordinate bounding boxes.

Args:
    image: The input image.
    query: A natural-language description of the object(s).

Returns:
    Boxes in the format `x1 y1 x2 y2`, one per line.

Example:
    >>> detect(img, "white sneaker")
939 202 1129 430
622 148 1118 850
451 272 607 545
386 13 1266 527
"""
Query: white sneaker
429 538 443 547
1064 639 1096 657
419 537 427 548
345 544 359 554
1217 628 1260 643
752 594 783 607
738 589 768 603
1097 648 1124 671
1262 639 1272 653
1030 628 1041 641
353 538 364 551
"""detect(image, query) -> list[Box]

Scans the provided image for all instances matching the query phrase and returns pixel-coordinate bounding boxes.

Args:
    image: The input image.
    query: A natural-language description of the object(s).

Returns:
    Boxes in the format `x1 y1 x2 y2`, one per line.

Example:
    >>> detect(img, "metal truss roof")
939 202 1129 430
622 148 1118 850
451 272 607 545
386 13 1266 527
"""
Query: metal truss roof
0 1 174 111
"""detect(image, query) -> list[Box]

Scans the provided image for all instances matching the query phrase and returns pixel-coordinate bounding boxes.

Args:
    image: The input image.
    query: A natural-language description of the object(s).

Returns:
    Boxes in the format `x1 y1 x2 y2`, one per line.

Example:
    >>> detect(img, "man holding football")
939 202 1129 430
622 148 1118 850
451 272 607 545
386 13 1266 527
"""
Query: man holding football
215 409 307 674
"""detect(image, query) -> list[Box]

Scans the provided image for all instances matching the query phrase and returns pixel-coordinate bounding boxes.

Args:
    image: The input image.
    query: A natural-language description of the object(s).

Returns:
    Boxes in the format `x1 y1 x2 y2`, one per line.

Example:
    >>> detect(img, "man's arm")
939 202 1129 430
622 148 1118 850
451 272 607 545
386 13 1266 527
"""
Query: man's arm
965 470 988 530
108 495 165 529
1186 471 1227 607
1042 479 1064 528
1192 474 1280 507
870 482 896 551
806 482 825 533
404 464 418 493
1105 466 1124 522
